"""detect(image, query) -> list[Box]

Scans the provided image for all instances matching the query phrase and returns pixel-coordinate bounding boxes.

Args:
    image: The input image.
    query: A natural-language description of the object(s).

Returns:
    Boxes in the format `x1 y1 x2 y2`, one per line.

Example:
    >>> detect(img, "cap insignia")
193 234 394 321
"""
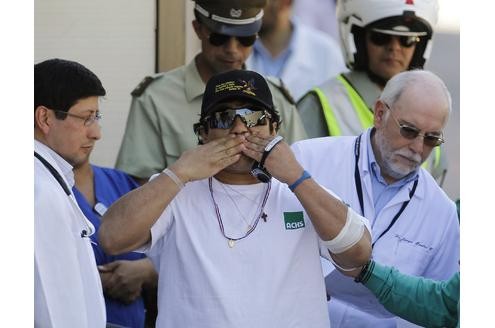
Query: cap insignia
230 8 242 18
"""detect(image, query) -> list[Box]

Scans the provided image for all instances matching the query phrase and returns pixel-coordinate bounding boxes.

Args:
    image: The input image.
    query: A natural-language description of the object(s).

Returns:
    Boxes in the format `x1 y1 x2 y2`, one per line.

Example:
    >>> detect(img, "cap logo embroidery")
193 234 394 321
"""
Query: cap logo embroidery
215 79 257 96
239 79 256 96
230 8 242 18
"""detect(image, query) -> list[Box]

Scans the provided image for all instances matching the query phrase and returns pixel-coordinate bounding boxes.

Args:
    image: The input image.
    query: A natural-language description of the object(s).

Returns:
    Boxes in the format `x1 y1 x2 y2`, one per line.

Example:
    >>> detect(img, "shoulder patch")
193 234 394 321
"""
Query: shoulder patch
266 76 296 105
131 74 160 97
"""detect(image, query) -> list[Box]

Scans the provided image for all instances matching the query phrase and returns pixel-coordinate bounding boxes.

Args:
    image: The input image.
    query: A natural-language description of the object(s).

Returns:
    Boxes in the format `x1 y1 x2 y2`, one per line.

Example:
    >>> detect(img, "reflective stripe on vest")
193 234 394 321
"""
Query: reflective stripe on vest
312 87 342 136
312 75 373 136
337 75 374 130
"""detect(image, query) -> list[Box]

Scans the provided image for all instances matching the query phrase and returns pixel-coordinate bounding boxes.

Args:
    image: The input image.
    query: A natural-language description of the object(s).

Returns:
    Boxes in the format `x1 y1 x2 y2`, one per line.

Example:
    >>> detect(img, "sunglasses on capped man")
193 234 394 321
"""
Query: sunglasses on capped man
208 32 257 47
384 102 444 147
369 31 421 48
204 106 271 130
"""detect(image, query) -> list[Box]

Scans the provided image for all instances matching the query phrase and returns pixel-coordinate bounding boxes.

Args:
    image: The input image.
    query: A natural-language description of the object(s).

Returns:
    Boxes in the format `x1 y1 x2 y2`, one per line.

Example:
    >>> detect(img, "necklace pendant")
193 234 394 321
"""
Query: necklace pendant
228 239 235 248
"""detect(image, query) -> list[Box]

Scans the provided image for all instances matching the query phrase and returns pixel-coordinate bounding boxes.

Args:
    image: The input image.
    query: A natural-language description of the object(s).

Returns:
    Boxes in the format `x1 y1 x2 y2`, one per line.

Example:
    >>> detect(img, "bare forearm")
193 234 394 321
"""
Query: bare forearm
99 173 180 255
293 179 347 238
293 178 371 268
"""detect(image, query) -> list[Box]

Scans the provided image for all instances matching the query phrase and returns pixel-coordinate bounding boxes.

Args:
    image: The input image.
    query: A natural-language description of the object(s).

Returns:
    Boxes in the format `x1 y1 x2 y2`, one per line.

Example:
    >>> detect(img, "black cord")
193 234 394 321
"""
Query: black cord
34 151 71 196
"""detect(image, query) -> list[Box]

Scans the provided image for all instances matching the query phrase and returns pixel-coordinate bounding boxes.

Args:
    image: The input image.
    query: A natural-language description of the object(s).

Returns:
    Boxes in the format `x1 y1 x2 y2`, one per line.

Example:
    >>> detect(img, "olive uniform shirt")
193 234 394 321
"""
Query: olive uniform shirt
115 58 307 179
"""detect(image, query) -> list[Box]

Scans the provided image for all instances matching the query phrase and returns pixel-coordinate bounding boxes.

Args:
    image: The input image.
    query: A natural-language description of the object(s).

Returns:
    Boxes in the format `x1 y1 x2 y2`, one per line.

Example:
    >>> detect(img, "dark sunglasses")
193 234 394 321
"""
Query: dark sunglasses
208 33 257 47
369 31 420 48
384 102 444 147
204 107 271 130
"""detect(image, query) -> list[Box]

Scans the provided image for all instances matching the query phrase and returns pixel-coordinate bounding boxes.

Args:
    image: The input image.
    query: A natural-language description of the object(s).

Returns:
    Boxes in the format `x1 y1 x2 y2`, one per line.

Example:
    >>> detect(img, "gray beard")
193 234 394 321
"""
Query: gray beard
374 131 416 181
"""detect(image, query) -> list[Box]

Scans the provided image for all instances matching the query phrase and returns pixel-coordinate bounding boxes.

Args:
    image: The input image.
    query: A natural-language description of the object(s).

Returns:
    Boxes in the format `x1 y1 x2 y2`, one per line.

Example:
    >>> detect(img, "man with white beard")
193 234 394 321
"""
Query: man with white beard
291 70 459 327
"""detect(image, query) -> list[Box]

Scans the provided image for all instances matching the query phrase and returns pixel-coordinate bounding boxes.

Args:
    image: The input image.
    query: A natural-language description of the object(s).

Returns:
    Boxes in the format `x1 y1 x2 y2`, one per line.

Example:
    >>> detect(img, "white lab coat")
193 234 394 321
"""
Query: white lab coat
34 140 105 327
247 20 346 100
292 129 459 327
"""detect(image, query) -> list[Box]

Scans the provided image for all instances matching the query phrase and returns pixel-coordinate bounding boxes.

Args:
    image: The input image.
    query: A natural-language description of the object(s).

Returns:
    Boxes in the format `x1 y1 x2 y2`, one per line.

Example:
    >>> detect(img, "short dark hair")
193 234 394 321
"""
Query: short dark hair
34 58 106 119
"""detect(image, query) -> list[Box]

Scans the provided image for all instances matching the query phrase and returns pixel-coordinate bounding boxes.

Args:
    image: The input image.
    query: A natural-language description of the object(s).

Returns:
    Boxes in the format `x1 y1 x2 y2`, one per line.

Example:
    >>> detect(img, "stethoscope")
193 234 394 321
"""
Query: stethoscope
353 134 418 248
34 151 93 238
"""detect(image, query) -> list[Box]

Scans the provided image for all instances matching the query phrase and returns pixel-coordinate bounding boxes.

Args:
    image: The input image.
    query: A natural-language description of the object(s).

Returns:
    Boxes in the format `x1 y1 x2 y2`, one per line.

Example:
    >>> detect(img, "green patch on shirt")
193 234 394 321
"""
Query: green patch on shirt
284 211 305 230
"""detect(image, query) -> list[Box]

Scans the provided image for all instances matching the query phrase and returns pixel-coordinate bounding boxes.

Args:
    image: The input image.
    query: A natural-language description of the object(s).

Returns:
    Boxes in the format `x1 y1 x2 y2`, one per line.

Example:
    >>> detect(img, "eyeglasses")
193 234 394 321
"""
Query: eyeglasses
204 107 271 130
49 109 102 126
383 102 444 147
369 31 420 48
208 32 257 47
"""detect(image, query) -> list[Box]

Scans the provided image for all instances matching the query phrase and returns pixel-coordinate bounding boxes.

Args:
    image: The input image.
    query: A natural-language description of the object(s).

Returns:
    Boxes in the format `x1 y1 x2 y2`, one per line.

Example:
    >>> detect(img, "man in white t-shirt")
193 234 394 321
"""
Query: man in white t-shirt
99 69 372 327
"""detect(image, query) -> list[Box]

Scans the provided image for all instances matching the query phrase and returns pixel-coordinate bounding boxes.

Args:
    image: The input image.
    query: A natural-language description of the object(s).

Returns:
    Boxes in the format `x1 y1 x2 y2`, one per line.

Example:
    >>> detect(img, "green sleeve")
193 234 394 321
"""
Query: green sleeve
364 262 459 327
115 93 167 179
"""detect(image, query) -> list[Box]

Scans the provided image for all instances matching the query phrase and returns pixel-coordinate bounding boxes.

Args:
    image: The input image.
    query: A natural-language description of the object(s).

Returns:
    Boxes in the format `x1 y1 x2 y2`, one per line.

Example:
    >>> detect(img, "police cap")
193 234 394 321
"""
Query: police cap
194 0 266 36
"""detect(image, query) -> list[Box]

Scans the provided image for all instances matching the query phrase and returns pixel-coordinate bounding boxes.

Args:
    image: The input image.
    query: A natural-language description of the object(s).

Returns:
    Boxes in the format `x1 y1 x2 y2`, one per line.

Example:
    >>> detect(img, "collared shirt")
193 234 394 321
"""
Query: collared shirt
35 140 75 188
365 131 418 217
247 19 345 100
251 31 295 78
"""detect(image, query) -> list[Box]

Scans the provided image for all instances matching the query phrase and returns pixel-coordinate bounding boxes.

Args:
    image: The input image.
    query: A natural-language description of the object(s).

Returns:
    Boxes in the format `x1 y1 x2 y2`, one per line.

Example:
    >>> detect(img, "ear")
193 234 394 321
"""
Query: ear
192 20 203 40
270 121 278 135
199 129 209 144
34 106 52 134
373 100 387 129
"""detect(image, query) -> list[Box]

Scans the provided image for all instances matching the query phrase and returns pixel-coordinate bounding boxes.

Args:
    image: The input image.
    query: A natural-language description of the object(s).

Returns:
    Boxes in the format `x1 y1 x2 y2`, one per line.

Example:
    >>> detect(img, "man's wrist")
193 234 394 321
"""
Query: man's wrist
162 167 186 189
288 170 311 192
354 259 374 283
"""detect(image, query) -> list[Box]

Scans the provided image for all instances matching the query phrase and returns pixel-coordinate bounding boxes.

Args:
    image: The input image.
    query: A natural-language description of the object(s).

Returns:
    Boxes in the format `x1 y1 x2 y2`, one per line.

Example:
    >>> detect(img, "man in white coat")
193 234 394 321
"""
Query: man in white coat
246 0 346 100
34 58 106 327
292 70 459 327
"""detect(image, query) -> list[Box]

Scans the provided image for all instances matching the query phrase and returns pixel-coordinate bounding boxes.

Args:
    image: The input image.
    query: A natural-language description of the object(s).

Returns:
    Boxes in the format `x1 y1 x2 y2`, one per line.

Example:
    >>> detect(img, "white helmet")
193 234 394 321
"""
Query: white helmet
336 0 439 70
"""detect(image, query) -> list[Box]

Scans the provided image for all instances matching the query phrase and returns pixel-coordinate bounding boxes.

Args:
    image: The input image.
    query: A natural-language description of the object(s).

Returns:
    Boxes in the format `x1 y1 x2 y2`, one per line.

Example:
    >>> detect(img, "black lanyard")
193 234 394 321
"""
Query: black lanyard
354 135 418 248
35 151 90 238
34 151 71 195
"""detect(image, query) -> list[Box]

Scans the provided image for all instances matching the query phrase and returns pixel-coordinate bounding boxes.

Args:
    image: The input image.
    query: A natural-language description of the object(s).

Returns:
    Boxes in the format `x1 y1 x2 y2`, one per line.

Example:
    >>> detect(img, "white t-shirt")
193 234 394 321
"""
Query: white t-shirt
34 140 105 327
147 177 331 327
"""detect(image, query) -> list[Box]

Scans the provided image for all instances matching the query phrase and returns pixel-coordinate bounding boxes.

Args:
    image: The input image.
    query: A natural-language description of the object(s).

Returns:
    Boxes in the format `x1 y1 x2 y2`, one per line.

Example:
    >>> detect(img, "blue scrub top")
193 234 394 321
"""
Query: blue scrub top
73 165 146 328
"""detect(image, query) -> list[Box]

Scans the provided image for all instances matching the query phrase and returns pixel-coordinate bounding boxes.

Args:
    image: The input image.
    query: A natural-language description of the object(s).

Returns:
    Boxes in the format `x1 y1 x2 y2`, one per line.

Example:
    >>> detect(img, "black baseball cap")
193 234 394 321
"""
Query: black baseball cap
201 70 274 118
194 0 266 37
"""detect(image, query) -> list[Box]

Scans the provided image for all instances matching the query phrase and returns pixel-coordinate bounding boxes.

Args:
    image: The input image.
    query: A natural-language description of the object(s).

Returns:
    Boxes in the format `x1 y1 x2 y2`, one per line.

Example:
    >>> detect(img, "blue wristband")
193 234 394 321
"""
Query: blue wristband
288 170 311 192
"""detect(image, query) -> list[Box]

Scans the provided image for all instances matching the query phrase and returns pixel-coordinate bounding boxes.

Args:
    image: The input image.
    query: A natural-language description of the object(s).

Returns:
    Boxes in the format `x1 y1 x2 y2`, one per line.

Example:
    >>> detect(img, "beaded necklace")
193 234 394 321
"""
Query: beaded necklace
208 177 271 248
